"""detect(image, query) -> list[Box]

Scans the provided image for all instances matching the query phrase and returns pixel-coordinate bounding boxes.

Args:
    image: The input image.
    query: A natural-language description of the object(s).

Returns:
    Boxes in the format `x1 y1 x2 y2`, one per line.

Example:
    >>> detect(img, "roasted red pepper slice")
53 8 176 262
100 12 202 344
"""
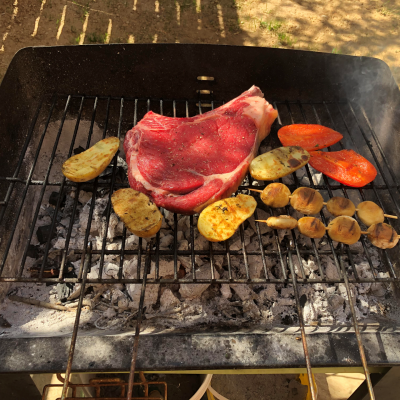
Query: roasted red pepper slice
278 124 343 151
309 149 377 187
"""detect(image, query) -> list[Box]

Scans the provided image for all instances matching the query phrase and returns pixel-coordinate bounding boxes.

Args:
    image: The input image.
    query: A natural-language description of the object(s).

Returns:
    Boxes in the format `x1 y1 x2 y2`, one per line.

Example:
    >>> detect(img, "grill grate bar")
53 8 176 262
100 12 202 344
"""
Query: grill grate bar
0 100 44 224
61 245 91 400
0 96 58 277
288 100 376 400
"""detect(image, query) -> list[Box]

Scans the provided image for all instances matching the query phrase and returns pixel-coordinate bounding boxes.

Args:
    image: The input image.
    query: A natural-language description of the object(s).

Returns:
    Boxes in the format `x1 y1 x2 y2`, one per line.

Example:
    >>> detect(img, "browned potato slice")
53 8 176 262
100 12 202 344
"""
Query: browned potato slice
111 188 162 238
260 183 291 208
357 201 384 226
198 194 257 242
290 187 324 215
327 216 361 245
326 197 356 217
62 137 120 182
367 223 399 249
298 217 326 238
266 215 298 230
249 146 310 180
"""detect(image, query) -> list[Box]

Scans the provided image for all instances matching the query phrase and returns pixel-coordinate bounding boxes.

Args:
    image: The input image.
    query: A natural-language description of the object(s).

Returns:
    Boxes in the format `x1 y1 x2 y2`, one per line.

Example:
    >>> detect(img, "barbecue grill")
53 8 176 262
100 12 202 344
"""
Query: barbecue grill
0 44 400 400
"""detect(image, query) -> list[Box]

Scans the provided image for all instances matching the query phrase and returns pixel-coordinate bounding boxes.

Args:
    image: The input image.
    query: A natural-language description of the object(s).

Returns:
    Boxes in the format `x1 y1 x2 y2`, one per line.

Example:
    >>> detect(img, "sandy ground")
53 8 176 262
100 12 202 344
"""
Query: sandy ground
0 0 400 85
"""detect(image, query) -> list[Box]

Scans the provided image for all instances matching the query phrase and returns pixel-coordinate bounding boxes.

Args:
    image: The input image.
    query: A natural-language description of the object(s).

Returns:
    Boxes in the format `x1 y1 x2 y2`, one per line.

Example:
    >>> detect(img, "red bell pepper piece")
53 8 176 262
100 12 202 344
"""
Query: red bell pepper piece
278 124 343 151
309 149 377 187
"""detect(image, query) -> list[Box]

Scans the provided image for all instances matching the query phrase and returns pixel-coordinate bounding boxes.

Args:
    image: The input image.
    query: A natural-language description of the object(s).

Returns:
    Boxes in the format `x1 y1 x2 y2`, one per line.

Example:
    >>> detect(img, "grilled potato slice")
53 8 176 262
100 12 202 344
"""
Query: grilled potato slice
260 183 291 208
326 197 356 217
266 215 298 230
62 137 120 182
298 217 326 238
327 216 361 245
290 187 324 215
198 194 257 242
111 188 162 238
357 201 384 227
249 146 310 180
366 223 399 249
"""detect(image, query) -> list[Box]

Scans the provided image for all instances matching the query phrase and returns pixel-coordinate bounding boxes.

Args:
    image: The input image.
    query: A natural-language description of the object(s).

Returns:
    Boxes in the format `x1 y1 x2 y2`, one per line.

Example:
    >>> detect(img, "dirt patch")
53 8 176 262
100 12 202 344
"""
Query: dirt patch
0 0 399 84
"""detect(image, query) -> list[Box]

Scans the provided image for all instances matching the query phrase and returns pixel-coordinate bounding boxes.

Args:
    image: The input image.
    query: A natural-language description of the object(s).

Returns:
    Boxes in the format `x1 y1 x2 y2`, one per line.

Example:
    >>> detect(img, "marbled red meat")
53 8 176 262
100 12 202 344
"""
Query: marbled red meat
124 86 278 214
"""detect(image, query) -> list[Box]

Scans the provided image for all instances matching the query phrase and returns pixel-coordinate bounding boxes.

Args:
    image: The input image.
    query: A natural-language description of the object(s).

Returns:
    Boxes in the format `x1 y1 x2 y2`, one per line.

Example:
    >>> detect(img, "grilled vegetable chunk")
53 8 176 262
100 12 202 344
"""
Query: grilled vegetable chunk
278 124 343 151
366 223 399 249
260 183 291 208
309 149 377 188
265 215 298 230
290 187 324 215
62 137 120 182
111 188 162 238
298 217 326 238
357 201 384 227
249 146 310 180
327 216 361 245
198 194 257 242
326 197 356 217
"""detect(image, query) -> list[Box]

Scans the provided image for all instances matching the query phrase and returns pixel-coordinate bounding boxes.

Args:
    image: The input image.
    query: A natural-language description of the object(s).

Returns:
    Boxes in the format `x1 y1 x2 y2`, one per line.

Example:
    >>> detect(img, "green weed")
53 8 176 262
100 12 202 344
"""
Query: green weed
259 20 283 32
278 32 293 46
86 32 108 44
332 47 342 54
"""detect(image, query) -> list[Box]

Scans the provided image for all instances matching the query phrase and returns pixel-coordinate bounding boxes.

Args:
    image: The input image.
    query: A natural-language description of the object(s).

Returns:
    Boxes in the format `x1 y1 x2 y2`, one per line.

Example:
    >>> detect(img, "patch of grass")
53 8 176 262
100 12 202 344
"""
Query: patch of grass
259 19 283 32
332 47 342 54
74 36 80 45
86 32 108 44
278 32 294 46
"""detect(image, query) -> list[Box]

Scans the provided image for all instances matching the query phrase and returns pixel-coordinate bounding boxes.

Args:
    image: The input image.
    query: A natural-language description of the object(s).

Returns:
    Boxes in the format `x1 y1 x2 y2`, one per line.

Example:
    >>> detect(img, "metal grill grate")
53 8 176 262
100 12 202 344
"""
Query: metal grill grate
1 93 399 400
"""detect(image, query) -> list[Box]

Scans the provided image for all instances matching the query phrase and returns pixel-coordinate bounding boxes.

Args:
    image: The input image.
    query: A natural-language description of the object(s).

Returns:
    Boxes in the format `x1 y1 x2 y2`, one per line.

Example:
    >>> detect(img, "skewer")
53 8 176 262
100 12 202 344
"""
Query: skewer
354 208 397 219
248 189 263 193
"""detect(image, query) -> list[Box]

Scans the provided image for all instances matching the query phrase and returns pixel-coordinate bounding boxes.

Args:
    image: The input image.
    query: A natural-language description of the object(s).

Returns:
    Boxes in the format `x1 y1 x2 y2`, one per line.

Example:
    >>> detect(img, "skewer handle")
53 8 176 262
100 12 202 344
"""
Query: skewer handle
255 220 268 223
384 214 398 219
248 189 263 193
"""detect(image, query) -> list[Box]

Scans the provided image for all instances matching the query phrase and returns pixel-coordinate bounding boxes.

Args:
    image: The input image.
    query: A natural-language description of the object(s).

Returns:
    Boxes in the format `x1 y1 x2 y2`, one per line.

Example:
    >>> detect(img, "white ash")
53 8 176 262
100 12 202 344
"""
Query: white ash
1 122 399 336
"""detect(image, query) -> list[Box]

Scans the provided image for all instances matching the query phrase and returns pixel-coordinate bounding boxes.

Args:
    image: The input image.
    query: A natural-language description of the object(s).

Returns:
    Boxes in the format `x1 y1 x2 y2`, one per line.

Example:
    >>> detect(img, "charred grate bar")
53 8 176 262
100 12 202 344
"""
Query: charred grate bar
0 93 399 400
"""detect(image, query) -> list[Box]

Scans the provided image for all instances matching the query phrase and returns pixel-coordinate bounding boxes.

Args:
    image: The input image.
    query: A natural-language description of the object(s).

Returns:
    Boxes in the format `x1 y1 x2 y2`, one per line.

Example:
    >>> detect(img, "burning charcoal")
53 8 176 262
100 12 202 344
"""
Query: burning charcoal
258 285 278 302
49 191 66 207
180 264 220 300
26 245 40 259
0 315 11 328
220 284 232 299
127 283 160 308
160 289 180 311
229 284 257 301
160 234 173 249
56 262 77 302
328 294 345 311
36 225 56 244
78 190 93 205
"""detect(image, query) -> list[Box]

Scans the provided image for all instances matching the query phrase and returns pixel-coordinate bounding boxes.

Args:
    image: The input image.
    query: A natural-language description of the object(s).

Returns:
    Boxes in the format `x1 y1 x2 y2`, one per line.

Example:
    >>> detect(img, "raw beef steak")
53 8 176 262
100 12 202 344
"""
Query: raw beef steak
124 86 278 214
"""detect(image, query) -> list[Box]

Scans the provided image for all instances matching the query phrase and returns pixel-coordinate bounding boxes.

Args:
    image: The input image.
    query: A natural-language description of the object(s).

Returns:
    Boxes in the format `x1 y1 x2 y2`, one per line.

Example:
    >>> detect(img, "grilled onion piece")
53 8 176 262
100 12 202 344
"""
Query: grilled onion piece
265 215 298 230
257 183 291 208
356 201 384 226
62 137 120 182
326 197 356 217
366 223 399 249
290 187 324 215
327 216 361 245
298 217 326 238
111 188 163 238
